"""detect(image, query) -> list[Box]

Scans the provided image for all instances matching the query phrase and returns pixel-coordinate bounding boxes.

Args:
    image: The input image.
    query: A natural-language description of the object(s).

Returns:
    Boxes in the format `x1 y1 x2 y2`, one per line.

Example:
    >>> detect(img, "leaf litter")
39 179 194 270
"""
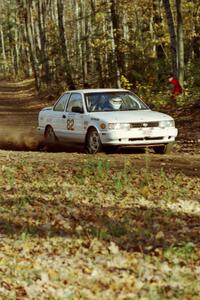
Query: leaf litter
0 150 200 299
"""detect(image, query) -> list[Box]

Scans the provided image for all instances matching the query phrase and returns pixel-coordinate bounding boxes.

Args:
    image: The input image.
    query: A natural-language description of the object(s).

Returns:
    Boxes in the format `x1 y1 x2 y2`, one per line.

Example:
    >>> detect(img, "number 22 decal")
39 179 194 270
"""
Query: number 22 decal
67 119 74 130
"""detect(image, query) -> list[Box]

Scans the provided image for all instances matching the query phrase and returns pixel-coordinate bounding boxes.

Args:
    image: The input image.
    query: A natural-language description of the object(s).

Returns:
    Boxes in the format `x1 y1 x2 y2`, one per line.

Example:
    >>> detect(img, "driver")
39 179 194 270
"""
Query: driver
104 97 122 110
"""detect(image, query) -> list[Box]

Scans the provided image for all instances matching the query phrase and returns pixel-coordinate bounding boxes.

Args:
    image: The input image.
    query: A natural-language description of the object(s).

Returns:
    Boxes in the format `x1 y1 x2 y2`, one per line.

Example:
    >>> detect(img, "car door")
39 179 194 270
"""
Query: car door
51 93 70 138
63 93 86 143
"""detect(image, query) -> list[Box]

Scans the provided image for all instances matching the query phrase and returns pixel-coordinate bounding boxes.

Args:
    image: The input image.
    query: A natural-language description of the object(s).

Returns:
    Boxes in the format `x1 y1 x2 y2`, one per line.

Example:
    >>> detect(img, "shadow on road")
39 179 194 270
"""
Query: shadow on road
0 202 200 254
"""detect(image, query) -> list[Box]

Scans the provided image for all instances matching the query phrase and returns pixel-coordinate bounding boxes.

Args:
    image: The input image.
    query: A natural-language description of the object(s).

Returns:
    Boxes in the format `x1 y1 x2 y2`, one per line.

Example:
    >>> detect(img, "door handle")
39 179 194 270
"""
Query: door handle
62 115 66 119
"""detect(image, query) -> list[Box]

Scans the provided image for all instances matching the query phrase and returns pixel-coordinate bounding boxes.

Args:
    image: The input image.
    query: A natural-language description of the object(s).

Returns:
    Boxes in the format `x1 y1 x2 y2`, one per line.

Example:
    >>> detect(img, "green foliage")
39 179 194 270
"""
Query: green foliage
120 75 133 90
164 243 195 260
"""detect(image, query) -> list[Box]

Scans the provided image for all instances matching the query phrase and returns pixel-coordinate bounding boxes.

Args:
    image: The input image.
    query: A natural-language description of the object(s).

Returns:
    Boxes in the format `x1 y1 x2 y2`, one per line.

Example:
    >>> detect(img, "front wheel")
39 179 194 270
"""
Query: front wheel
85 128 102 154
153 143 173 154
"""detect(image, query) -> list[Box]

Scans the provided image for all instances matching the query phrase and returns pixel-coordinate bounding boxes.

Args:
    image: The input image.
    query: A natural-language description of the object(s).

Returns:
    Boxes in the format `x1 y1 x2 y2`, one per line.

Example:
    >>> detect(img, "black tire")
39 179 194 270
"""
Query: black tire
85 128 102 154
44 126 57 144
153 143 173 154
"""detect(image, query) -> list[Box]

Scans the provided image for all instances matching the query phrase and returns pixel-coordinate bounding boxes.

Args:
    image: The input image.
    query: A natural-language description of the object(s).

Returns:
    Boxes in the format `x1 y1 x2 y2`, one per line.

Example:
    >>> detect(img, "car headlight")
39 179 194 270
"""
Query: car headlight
108 123 130 130
159 120 175 128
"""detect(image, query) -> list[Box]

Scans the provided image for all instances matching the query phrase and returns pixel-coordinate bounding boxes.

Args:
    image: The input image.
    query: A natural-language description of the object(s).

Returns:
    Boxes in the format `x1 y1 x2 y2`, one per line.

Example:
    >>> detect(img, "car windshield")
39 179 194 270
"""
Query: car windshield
85 91 149 112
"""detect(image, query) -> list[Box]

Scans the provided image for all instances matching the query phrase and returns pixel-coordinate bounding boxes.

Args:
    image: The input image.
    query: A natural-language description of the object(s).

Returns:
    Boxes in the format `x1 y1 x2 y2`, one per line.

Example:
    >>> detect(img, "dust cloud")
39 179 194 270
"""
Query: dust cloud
0 126 42 151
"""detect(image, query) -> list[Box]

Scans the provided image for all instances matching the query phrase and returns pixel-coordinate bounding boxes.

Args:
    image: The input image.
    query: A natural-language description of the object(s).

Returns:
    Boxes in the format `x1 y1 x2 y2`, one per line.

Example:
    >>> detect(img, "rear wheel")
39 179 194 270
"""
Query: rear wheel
86 128 102 154
153 143 173 154
45 126 57 144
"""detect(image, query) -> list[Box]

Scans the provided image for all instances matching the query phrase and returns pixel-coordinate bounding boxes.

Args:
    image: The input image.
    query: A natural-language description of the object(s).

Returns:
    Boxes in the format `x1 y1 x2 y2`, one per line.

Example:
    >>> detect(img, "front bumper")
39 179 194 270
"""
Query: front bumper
100 127 178 146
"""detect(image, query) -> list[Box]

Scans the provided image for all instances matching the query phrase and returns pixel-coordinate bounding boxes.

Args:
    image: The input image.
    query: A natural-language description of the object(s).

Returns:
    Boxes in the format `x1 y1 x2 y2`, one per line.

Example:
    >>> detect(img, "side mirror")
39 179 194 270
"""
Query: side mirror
72 106 83 113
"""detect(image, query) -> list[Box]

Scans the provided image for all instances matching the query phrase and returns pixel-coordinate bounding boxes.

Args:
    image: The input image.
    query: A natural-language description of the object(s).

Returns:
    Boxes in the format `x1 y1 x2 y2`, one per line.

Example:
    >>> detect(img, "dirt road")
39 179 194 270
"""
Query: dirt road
0 79 199 176
0 80 45 150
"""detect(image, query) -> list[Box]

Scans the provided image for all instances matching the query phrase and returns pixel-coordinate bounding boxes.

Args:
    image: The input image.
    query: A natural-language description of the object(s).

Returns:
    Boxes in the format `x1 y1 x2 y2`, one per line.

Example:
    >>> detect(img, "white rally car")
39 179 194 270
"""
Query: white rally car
37 89 178 154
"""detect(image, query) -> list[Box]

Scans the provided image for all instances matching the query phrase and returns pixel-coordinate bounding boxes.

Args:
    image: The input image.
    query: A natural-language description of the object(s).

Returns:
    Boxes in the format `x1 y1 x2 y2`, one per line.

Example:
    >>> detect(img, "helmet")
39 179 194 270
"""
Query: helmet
109 98 122 110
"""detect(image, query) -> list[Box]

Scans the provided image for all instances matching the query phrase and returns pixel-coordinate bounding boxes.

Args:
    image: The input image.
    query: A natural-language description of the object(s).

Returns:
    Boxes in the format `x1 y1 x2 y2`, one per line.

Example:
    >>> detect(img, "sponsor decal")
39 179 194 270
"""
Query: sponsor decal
67 119 74 130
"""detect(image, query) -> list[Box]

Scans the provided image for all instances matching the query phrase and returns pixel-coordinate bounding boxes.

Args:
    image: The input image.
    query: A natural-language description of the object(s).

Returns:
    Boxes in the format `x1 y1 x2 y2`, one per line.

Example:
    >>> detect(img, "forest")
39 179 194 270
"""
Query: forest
0 1 200 299
0 0 200 99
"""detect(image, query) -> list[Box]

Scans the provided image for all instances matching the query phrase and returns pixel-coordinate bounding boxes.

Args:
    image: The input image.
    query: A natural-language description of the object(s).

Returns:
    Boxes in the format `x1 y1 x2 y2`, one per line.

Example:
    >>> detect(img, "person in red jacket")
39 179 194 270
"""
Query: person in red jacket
168 74 183 98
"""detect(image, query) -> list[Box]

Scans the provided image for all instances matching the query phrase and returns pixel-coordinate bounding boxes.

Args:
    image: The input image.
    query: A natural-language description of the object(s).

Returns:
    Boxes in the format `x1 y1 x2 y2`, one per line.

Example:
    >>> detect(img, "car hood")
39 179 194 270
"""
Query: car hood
89 110 173 123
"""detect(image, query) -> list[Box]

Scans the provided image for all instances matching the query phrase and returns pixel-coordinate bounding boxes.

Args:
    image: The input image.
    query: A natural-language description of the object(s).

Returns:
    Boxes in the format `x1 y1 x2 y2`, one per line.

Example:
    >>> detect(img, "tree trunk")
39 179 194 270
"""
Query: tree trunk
24 0 40 90
192 2 200 60
162 0 178 77
37 0 51 84
13 27 19 77
176 0 184 85
109 0 121 88
57 0 76 89
79 0 88 85
0 25 8 75
90 0 104 87
72 0 81 73
152 0 165 60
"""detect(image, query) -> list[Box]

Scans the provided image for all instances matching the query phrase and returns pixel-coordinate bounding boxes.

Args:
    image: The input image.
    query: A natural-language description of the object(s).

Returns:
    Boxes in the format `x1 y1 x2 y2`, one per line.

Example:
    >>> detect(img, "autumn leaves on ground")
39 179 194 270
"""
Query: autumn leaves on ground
0 81 200 299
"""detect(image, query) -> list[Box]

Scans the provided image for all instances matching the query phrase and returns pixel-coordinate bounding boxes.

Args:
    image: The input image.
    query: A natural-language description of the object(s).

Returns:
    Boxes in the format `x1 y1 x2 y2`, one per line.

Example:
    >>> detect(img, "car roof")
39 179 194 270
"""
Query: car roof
65 88 128 94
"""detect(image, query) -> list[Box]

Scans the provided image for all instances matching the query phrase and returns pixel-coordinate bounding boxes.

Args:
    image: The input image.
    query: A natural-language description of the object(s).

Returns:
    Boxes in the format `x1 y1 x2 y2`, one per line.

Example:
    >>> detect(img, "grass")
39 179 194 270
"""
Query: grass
0 150 200 299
